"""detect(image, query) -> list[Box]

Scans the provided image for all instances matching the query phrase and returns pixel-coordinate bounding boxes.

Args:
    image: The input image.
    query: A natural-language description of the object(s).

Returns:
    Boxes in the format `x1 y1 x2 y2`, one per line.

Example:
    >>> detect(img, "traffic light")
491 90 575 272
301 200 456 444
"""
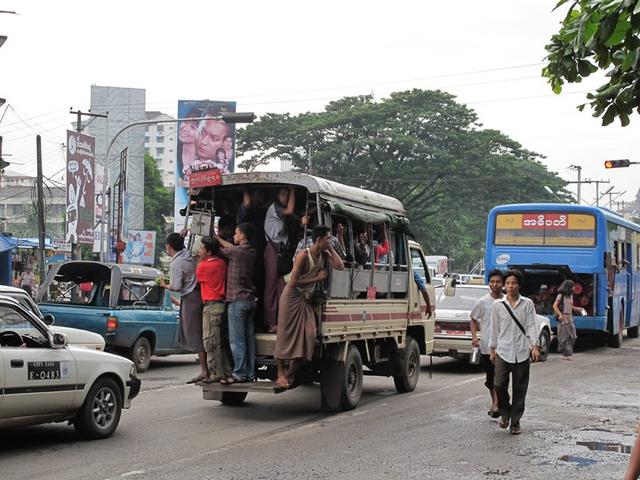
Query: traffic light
604 159 631 168
0 157 8 173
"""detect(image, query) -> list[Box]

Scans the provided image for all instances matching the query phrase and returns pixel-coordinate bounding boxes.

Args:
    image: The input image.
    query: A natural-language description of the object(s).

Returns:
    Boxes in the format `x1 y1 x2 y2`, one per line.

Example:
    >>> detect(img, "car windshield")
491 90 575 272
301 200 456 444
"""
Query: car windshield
1 291 39 316
0 305 47 344
435 287 487 310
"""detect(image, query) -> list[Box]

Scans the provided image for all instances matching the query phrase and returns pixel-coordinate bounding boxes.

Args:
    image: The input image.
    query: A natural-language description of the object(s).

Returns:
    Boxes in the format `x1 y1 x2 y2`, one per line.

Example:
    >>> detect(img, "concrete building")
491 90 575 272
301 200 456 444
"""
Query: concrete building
0 172 66 241
144 111 177 187
86 85 146 233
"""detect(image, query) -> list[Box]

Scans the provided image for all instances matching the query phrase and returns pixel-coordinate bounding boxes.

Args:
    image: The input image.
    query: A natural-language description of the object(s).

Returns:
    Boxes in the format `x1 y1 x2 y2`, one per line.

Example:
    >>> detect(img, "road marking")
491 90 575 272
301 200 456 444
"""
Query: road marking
173 414 199 421
120 470 145 477
409 376 483 399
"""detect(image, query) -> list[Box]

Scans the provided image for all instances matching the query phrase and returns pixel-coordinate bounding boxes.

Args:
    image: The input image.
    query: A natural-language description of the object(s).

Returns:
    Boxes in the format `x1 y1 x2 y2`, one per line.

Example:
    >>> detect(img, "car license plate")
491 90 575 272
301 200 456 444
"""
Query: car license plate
28 361 61 380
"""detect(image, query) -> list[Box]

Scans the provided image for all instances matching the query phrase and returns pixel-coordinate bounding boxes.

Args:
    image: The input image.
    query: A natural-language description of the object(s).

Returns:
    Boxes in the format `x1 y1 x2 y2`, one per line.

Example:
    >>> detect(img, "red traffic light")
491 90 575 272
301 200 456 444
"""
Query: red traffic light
604 159 631 168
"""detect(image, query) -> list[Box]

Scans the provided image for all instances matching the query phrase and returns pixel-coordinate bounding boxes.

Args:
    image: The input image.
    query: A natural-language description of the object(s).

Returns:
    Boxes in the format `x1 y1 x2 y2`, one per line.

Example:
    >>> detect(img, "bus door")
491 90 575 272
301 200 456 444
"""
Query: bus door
625 241 634 326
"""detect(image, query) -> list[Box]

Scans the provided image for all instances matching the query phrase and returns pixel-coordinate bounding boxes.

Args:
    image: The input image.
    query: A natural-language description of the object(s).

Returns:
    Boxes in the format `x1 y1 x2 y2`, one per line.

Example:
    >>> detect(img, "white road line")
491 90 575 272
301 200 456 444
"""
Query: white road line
409 376 483 399
172 414 199 421
120 470 145 477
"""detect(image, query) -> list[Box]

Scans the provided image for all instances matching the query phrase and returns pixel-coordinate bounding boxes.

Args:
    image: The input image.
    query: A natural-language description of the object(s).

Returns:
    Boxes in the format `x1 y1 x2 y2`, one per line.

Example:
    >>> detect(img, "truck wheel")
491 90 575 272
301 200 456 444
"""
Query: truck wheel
608 311 624 348
538 329 550 362
393 336 420 393
340 345 363 410
130 336 152 372
74 377 122 440
220 392 248 405
628 325 639 338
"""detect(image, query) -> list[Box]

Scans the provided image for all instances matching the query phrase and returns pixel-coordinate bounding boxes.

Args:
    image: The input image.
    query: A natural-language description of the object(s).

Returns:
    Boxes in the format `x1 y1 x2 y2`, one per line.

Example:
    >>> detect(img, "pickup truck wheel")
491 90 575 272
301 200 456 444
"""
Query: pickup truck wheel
74 377 122 440
220 392 248 405
608 310 624 348
393 336 420 393
340 345 363 411
130 336 152 372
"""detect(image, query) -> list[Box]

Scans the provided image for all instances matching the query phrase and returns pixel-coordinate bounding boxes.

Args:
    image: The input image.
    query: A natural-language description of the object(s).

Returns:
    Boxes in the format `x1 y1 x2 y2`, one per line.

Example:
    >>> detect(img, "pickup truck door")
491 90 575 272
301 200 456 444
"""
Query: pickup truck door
0 305 78 419
409 247 435 350
157 290 179 350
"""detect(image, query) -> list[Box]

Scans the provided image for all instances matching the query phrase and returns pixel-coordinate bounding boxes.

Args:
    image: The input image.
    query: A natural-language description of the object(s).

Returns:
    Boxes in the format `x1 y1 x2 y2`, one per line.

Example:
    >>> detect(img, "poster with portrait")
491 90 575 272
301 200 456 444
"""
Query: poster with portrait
174 100 236 232
65 130 95 245
122 229 156 265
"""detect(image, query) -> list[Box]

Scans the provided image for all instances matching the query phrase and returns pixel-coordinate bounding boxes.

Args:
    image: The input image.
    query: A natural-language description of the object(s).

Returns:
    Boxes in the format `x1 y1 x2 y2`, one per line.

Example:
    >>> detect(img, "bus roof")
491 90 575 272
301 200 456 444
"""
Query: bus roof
220 171 406 215
489 203 640 233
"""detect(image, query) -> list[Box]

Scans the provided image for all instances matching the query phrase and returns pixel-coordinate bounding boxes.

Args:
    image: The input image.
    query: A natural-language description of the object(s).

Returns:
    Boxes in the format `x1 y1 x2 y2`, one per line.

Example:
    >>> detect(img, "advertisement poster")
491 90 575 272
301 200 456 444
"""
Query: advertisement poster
65 130 95 244
122 230 156 265
174 100 236 232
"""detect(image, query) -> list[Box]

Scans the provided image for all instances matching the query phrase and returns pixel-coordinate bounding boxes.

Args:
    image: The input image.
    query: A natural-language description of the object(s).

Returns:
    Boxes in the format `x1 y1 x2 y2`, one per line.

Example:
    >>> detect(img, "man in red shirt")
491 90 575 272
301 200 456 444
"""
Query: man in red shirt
196 236 232 383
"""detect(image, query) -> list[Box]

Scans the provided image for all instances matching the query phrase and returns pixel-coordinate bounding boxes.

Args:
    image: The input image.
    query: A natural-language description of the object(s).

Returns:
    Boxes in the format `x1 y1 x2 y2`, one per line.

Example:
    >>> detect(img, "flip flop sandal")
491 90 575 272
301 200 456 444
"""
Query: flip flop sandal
491 411 501 419
220 377 237 385
186 374 206 384
499 418 510 429
201 377 223 384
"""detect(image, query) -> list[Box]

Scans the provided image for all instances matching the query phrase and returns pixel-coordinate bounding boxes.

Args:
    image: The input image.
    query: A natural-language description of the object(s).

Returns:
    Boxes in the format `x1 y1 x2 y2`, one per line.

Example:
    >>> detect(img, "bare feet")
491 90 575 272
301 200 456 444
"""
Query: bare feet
276 375 289 389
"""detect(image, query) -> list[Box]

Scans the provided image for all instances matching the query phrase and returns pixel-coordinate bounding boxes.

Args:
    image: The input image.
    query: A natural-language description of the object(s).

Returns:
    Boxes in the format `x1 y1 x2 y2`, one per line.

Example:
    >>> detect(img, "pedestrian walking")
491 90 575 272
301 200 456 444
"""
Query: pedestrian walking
196 236 233 383
470 269 504 418
553 280 585 360
160 233 208 384
490 269 541 435
275 225 344 389
19 266 35 298
214 223 258 383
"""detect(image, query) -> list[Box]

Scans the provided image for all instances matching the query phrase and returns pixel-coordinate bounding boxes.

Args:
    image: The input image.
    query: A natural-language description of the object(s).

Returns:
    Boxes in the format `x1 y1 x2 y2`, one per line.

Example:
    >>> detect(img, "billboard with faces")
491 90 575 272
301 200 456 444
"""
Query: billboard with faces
174 100 236 233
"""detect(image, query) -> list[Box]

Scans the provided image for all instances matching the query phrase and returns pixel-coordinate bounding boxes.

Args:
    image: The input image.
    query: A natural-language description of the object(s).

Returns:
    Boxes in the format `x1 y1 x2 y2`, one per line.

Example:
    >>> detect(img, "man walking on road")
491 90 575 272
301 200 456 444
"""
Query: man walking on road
470 269 504 418
215 223 258 383
490 269 540 435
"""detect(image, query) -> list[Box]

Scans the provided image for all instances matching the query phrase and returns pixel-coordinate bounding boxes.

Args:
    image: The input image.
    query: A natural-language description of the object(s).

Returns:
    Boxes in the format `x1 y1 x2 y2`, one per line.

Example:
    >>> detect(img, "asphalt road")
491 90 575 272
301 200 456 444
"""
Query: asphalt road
1 337 639 480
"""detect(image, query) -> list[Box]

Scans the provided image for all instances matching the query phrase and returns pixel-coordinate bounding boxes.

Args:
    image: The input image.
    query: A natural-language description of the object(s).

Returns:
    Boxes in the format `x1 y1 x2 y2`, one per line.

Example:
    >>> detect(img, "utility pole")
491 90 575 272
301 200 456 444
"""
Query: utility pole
586 179 611 206
36 135 46 279
69 109 108 261
568 165 583 203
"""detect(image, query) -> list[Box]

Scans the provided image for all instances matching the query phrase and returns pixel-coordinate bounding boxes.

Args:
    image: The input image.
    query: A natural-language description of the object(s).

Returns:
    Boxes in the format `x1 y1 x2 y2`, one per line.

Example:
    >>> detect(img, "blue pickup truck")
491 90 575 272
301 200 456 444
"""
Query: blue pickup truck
37 261 186 371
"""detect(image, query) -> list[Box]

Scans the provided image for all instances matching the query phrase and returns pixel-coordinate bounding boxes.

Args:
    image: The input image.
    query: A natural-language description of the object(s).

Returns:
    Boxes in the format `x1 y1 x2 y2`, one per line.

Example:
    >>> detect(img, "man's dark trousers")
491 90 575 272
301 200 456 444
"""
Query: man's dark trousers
494 355 530 426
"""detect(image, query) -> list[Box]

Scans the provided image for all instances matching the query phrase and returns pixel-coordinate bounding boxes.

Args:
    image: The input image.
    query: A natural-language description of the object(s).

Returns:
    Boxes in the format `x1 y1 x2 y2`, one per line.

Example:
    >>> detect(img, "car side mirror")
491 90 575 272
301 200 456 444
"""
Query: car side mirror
52 332 68 349
42 313 55 325
444 277 457 297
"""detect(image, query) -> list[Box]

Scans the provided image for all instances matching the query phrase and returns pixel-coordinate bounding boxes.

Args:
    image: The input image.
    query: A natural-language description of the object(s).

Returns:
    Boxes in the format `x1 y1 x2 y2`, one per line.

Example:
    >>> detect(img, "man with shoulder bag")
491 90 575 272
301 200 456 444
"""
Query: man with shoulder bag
489 269 540 435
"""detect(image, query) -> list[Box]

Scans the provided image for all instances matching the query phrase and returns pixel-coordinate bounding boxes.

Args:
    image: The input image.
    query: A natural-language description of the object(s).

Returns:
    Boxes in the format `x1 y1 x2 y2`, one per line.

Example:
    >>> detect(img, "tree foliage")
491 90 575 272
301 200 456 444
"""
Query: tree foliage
237 90 569 270
143 154 173 264
543 0 640 126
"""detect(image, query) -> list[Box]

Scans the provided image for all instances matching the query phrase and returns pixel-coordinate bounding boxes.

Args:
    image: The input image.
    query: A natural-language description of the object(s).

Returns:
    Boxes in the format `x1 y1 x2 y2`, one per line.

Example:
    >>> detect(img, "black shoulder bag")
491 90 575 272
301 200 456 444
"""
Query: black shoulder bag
500 302 535 362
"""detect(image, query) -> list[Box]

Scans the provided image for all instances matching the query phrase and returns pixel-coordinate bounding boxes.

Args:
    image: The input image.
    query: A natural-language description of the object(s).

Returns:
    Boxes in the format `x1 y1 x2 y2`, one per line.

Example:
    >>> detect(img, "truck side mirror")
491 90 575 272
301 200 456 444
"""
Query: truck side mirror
42 314 55 325
444 277 457 297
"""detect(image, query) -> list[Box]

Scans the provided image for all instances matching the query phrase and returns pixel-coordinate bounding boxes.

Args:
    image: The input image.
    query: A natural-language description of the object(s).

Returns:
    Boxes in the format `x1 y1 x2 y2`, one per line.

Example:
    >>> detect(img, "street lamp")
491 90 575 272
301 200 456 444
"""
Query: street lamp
98 112 256 261
544 185 564 203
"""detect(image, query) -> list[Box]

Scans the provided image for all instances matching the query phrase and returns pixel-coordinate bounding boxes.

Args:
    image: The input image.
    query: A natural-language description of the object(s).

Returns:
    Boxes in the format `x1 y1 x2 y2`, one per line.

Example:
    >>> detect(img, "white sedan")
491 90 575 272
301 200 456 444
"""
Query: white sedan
0 297 140 439
0 285 105 351
433 284 552 362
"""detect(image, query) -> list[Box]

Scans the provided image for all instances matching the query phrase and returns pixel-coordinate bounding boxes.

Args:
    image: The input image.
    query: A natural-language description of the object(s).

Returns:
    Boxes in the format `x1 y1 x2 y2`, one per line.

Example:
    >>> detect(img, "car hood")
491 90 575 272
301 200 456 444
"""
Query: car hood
50 326 106 350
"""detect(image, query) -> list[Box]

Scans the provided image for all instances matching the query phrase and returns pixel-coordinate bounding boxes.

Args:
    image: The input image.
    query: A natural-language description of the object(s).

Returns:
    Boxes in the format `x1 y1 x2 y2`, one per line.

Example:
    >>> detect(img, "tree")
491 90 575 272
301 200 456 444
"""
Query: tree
237 90 569 270
143 154 173 265
543 0 640 126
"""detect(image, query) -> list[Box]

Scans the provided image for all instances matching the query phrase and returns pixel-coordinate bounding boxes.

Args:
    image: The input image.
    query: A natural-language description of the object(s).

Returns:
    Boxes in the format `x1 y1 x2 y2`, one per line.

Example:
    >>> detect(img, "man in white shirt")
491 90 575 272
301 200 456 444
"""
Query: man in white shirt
470 269 504 418
489 269 540 435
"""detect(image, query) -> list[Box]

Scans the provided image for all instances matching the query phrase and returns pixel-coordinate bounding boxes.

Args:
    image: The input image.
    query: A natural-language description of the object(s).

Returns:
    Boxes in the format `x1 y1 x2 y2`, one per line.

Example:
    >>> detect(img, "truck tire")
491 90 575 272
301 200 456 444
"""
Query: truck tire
538 329 550 362
130 336 152 372
340 345 363 411
627 325 639 338
393 336 420 393
74 377 122 440
220 391 248 405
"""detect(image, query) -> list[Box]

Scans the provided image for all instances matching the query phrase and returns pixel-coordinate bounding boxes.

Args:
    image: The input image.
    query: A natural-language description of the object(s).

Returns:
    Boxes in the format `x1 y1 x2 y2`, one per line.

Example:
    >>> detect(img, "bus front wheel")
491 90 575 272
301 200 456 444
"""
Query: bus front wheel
608 310 624 348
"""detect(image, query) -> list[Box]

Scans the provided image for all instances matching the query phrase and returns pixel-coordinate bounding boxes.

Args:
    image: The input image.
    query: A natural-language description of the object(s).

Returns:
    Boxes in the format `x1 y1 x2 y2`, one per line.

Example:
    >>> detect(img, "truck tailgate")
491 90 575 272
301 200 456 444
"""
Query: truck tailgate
38 303 111 335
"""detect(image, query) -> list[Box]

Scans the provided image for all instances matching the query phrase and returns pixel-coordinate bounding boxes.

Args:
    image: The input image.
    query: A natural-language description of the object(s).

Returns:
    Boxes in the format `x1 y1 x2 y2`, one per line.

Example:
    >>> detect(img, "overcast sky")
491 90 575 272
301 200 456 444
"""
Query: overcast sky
1 1 638 205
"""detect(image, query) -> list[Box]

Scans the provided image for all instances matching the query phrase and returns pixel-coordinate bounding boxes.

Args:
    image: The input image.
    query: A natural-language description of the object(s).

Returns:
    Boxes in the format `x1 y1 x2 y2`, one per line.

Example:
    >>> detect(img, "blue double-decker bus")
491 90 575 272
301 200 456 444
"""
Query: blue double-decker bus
485 203 640 347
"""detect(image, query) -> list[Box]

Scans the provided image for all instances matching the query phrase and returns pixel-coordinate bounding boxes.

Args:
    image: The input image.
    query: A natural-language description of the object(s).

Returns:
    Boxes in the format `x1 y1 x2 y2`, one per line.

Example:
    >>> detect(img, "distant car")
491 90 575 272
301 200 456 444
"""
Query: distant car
432 284 551 362
0 285 105 351
0 296 140 439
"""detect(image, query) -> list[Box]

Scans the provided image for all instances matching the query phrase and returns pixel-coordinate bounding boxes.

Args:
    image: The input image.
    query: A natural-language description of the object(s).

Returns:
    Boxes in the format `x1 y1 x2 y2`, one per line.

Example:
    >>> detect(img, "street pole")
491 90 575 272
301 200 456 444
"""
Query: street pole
569 165 582 204
98 112 255 261
36 135 46 279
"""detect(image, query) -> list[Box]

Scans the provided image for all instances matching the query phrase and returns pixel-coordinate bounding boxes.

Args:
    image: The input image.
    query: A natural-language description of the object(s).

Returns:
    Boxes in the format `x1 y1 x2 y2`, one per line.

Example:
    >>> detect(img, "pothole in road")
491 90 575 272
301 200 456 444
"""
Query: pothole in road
559 455 598 467
576 441 632 454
